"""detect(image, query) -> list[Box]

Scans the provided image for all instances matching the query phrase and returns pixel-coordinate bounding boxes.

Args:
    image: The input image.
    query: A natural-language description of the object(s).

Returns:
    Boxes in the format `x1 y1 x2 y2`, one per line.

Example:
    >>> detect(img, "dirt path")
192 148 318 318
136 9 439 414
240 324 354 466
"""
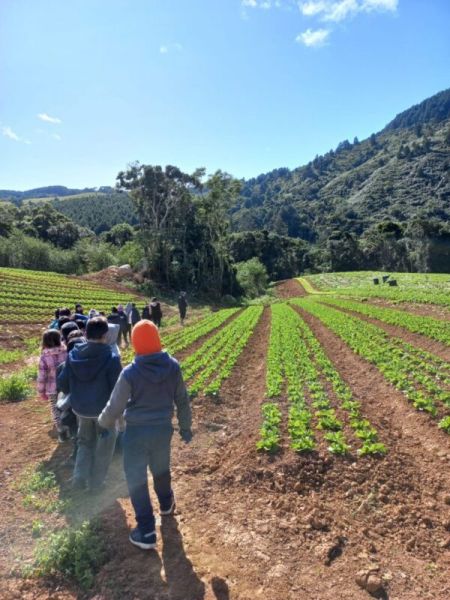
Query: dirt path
2 302 450 599
275 279 306 298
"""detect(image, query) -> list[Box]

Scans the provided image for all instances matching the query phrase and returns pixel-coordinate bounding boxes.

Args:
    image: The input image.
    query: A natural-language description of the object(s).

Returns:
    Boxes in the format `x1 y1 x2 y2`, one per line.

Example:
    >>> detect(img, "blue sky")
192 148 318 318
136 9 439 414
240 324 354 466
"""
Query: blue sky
1 0 449 190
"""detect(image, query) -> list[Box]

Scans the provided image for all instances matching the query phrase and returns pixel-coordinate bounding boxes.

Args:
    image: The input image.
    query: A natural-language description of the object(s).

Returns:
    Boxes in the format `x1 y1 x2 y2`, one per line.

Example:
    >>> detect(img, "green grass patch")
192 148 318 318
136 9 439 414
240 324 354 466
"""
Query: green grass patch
0 373 32 402
0 348 25 364
16 464 69 514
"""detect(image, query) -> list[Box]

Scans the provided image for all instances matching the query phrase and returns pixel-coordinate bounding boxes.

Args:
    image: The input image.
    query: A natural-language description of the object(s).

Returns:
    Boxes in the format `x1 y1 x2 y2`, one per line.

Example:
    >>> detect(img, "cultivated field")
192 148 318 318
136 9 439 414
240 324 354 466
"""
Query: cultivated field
0 269 449 599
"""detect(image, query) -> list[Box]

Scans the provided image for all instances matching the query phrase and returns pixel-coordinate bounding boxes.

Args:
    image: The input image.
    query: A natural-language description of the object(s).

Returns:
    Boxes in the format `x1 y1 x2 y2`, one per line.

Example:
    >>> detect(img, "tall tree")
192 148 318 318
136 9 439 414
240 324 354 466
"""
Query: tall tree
116 163 203 284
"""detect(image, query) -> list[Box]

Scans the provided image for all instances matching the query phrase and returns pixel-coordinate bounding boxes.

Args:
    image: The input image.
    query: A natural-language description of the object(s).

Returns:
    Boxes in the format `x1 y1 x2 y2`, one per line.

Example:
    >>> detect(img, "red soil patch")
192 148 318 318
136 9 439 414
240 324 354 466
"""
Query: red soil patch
275 279 306 298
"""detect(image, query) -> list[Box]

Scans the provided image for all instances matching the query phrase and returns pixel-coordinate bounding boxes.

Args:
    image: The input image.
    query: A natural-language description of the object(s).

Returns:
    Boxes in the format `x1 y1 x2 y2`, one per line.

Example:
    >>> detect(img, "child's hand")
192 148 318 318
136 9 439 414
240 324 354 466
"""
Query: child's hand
180 429 193 443
97 425 110 439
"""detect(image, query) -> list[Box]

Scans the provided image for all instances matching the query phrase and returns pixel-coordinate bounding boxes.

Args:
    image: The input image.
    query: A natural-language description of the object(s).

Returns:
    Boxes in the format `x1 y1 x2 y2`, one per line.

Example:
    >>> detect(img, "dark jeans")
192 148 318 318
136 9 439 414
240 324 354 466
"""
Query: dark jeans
118 327 129 346
123 424 173 534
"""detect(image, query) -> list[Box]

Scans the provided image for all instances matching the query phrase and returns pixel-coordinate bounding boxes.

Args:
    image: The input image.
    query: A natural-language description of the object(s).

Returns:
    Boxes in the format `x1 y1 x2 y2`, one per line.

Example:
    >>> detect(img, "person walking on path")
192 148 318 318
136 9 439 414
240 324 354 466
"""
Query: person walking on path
116 304 129 347
98 319 192 550
149 297 163 327
177 292 188 326
37 329 68 441
58 316 122 492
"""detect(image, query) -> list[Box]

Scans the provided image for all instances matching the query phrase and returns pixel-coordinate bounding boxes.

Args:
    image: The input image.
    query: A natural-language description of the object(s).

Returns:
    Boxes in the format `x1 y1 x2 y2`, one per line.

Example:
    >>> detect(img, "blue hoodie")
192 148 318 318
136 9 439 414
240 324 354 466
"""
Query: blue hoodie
57 341 122 418
98 351 191 431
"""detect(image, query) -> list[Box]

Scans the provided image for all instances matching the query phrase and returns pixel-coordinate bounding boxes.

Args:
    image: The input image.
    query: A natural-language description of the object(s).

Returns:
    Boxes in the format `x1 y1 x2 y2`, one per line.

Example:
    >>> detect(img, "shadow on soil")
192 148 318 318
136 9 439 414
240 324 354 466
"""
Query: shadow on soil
41 440 229 600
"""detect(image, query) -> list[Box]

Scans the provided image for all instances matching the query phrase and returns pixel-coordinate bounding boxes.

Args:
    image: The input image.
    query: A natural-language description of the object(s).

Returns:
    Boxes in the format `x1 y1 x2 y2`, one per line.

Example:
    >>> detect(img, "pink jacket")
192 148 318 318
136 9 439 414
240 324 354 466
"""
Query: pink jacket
37 346 67 398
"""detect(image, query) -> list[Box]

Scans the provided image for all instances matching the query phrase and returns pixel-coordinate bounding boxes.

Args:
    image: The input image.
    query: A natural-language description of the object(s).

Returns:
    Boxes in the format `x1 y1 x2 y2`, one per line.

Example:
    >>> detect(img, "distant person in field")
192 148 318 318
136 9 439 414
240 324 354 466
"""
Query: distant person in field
37 329 68 442
149 297 162 327
116 304 129 347
57 316 122 492
178 292 188 326
73 304 88 323
60 321 79 345
98 319 192 550
49 309 60 330
125 302 133 340
142 303 151 321
57 315 71 330
130 302 141 327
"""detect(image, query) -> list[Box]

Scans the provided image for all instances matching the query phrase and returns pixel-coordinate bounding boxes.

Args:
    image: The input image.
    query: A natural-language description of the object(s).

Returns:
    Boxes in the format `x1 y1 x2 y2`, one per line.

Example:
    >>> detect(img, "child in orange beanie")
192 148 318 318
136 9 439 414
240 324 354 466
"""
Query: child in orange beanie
99 319 192 550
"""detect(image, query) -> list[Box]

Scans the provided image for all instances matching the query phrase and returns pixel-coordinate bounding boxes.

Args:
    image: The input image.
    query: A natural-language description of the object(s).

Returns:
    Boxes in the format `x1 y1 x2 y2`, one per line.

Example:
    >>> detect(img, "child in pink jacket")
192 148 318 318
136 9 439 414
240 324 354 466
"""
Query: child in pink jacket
37 329 68 441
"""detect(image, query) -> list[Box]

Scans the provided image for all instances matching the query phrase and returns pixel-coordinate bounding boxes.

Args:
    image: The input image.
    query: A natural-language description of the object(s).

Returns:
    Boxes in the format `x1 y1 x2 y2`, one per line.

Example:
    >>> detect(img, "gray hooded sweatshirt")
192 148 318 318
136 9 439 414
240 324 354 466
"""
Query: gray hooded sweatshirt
98 351 191 433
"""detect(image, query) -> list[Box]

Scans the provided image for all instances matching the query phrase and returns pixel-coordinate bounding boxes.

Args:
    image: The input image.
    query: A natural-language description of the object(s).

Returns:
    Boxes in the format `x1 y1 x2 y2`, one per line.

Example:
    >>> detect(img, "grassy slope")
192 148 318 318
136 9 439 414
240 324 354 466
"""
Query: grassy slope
300 271 450 306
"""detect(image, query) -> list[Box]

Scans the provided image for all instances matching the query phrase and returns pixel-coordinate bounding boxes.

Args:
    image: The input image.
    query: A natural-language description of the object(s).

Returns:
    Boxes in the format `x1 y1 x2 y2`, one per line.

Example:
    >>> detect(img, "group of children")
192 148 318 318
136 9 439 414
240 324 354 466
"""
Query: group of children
37 299 192 550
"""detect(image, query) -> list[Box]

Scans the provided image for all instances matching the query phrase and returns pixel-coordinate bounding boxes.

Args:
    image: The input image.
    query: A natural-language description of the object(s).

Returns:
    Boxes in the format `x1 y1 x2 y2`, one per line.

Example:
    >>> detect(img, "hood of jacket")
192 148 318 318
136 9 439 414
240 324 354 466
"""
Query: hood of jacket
69 341 112 382
131 351 175 384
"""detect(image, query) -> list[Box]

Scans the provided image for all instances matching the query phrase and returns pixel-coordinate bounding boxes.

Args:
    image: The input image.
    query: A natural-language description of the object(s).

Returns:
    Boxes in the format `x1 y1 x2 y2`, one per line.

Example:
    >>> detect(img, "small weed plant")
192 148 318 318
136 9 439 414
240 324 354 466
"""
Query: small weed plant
28 521 107 590
0 373 31 402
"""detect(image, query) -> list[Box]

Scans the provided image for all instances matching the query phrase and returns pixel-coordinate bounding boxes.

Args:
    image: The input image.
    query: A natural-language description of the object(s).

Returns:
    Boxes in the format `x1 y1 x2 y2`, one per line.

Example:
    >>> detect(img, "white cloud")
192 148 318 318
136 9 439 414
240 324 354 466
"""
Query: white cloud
296 27 330 46
159 42 183 54
37 112 62 124
241 0 275 8
299 0 398 21
52 133 62 141
2 126 21 141
300 1 328 16
1 125 31 144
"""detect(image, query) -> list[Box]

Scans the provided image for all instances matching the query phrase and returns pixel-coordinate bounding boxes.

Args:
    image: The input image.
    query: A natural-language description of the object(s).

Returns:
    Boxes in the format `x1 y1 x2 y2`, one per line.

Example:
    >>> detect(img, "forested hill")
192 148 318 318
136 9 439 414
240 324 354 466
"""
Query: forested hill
232 88 450 242
0 185 114 201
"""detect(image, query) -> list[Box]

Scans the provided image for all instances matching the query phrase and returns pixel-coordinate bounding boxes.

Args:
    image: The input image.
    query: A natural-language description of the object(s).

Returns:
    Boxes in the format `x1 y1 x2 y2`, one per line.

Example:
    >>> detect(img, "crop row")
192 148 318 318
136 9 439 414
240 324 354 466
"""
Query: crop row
163 309 239 354
319 297 450 346
258 304 386 455
181 306 263 396
293 298 450 432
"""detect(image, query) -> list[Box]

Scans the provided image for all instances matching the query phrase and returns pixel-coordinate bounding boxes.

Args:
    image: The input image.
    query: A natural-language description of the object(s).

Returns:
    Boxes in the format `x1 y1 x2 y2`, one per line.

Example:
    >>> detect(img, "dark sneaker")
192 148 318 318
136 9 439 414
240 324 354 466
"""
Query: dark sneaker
58 430 69 443
129 528 157 550
160 498 176 516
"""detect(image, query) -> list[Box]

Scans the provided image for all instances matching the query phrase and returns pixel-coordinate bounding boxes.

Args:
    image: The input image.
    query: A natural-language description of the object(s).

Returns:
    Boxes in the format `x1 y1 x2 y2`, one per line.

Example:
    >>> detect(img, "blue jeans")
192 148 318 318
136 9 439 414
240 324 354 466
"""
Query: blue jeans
123 424 173 534
73 417 117 488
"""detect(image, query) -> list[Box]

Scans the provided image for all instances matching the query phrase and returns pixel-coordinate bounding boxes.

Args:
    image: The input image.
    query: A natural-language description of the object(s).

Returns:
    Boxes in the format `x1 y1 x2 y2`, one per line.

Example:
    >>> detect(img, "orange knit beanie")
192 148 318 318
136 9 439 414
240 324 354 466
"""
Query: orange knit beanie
131 320 162 355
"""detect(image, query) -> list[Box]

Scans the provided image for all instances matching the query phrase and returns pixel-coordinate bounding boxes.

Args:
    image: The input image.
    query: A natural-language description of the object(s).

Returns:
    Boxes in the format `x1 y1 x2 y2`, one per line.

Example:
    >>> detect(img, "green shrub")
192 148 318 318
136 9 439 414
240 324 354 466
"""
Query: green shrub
0 373 31 402
236 258 268 299
29 521 107 590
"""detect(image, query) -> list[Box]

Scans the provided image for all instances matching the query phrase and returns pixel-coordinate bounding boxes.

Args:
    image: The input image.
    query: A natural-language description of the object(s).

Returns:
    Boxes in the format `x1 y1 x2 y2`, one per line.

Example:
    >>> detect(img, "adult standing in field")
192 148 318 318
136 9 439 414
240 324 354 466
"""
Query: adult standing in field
125 302 133 340
98 319 192 550
57 316 122 492
150 297 162 327
142 302 151 320
178 292 188 326
130 303 141 327
117 304 129 347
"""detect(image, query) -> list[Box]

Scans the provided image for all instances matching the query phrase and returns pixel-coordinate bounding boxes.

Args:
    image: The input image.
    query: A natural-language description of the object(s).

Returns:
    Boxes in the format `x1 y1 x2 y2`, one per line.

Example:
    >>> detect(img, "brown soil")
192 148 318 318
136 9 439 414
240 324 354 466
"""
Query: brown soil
367 299 450 322
327 303 450 363
1 301 450 599
275 279 306 298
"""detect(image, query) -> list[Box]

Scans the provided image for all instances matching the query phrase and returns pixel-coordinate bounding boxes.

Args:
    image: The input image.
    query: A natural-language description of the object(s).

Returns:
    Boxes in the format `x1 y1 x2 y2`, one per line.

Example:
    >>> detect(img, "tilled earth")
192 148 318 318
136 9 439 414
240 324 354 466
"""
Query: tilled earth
1 285 449 599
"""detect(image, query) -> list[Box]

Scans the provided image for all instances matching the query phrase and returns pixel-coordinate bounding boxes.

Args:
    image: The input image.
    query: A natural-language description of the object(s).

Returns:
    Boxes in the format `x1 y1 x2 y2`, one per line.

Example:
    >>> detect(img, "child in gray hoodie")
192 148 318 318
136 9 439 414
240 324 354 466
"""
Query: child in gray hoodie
98 319 192 550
